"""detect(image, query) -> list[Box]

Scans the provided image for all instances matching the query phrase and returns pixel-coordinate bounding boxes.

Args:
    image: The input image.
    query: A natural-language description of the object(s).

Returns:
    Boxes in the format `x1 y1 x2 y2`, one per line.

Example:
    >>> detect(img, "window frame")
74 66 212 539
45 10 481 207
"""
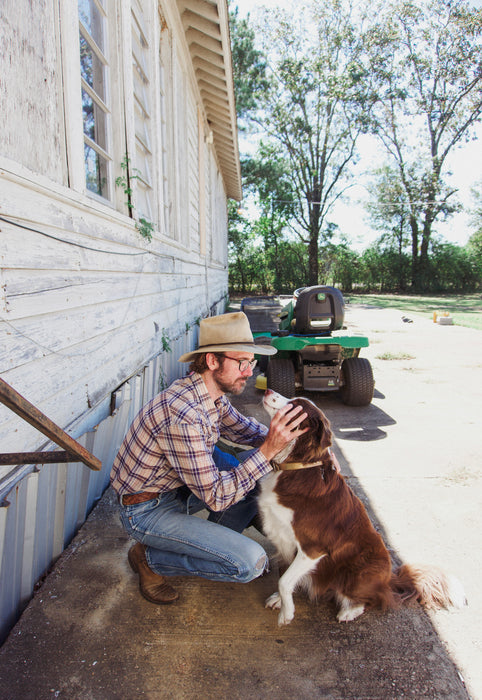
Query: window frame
78 0 113 202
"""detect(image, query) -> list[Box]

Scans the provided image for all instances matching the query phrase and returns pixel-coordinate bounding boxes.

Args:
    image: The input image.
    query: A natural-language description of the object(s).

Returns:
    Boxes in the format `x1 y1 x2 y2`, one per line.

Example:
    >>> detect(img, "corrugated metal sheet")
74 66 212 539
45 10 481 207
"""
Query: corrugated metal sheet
0 321 210 644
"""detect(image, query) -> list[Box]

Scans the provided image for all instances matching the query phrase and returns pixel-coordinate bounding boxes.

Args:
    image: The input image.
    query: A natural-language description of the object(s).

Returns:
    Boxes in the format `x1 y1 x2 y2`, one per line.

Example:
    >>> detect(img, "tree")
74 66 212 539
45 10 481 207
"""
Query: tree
227 201 259 294
366 165 412 290
368 0 482 290
229 7 270 124
466 183 482 279
250 0 376 285
331 242 361 292
429 239 479 291
466 230 482 283
241 142 298 290
358 242 411 292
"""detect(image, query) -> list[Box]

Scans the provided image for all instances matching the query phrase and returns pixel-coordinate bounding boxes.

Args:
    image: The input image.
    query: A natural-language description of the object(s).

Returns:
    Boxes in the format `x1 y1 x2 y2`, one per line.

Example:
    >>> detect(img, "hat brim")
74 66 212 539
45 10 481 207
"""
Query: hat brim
178 342 277 363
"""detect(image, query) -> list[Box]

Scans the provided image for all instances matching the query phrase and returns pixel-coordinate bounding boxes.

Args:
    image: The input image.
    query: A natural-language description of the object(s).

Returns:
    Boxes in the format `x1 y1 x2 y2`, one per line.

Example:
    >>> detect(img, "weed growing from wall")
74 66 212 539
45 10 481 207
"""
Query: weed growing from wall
115 155 154 242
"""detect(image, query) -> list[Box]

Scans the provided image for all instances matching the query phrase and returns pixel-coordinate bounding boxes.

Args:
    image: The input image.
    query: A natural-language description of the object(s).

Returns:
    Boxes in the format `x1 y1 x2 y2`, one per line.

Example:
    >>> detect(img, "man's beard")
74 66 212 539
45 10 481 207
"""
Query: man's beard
212 369 248 395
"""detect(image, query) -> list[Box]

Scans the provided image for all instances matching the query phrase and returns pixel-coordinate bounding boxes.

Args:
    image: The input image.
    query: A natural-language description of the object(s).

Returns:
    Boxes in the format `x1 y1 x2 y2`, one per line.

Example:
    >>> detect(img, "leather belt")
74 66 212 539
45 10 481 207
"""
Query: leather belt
120 491 159 506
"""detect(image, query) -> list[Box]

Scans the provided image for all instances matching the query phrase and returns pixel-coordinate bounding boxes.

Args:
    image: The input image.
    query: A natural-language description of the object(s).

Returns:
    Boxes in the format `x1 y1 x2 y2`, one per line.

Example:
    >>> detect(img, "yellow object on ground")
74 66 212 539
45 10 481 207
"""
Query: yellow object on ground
255 374 267 390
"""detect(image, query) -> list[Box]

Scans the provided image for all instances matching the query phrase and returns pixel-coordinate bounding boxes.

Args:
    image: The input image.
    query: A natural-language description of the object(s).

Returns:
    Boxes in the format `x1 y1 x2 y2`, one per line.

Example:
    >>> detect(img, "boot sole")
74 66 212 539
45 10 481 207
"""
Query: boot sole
139 588 179 605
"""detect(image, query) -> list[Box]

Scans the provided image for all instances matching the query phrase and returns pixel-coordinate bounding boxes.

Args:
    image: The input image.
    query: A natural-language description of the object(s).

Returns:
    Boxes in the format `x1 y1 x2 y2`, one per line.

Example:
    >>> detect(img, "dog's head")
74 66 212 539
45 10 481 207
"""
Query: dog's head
262 389 333 464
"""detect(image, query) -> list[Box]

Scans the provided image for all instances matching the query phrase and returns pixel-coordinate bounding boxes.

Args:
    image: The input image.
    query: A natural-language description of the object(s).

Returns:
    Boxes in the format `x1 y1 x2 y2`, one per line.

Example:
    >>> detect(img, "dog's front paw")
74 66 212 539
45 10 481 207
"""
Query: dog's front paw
266 592 295 625
277 605 294 626
265 592 282 610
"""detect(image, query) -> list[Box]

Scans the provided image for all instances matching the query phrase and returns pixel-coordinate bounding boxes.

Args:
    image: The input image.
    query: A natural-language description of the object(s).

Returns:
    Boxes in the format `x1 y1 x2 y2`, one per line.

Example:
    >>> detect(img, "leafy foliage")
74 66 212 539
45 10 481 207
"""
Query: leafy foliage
115 155 154 242
366 0 482 289
228 0 482 295
229 7 270 123
250 1 376 284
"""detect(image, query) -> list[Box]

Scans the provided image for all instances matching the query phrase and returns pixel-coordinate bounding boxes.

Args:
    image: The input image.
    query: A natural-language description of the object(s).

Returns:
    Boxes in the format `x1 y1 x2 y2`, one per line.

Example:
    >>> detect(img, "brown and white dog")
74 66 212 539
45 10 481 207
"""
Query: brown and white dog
259 389 467 626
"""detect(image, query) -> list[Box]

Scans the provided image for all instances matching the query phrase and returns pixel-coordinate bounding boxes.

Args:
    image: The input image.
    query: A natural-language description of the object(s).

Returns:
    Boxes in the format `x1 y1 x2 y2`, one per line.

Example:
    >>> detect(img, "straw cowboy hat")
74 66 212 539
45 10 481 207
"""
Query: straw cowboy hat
178 312 277 363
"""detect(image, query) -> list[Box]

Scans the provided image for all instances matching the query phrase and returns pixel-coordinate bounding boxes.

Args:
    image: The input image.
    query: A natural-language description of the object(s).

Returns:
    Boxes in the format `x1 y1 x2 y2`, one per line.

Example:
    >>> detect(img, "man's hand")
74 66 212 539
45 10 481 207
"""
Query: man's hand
259 403 308 463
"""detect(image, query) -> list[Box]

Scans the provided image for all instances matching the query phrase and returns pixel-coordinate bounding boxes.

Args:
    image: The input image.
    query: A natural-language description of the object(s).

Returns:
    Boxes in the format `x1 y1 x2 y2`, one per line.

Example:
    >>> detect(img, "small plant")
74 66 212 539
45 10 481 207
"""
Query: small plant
376 351 415 361
159 367 168 390
115 155 154 242
136 218 154 242
161 329 171 353
115 155 134 211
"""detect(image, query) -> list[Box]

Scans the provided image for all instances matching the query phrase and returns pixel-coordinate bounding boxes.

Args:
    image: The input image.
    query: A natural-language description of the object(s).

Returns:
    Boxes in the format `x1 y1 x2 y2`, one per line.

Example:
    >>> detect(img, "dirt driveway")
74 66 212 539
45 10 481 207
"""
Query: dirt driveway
232 301 482 699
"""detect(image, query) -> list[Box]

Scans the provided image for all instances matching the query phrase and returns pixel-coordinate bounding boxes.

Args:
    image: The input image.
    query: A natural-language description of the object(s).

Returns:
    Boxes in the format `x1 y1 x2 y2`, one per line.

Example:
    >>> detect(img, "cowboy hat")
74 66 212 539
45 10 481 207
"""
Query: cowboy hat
178 312 277 363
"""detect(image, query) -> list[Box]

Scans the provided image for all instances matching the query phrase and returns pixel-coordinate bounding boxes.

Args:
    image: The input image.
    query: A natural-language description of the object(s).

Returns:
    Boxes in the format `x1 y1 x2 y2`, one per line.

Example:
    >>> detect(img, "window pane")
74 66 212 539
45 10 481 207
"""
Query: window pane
79 0 110 201
78 0 104 50
84 144 109 198
81 89 107 150
79 34 106 101
131 5 153 222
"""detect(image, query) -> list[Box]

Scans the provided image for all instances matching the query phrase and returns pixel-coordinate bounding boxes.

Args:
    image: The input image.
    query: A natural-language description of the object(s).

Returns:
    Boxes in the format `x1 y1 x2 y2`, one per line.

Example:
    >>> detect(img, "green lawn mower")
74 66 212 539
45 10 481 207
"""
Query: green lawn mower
251 285 375 406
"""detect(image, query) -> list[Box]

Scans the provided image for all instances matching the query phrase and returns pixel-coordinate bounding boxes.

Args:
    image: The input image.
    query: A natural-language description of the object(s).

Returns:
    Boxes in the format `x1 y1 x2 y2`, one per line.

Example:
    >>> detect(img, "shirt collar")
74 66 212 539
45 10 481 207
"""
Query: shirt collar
189 372 228 414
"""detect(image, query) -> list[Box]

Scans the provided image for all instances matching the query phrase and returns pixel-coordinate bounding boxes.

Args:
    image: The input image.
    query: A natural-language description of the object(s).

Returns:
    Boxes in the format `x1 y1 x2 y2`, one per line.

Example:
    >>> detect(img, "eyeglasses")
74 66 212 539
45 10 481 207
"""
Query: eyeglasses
222 355 257 373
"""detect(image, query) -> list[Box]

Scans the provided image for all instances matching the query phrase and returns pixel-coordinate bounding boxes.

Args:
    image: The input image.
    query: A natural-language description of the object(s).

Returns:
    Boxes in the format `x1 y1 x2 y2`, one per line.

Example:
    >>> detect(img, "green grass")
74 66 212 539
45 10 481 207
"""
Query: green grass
347 293 482 331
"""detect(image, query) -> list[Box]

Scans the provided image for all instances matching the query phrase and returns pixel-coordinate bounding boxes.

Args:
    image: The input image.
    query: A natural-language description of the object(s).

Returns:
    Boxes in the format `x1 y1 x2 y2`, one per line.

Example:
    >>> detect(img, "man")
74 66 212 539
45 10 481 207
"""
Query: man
111 311 309 604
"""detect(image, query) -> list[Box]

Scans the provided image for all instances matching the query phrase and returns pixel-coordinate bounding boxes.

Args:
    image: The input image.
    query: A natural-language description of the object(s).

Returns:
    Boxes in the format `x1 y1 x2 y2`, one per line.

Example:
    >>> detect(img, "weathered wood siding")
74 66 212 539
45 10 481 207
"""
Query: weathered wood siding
0 0 239 645
0 0 234 478
0 0 67 185
0 175 227 457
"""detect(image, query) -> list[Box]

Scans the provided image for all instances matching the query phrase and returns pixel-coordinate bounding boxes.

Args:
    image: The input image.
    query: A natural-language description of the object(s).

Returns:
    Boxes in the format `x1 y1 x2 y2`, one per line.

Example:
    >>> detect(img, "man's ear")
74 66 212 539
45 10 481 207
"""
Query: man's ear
205 352 220 370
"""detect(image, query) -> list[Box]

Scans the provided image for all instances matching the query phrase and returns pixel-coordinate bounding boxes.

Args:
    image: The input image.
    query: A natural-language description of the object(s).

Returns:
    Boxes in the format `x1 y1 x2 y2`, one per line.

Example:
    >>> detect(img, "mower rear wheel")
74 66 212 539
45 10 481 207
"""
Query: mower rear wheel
340 357 374 406
266 358 296 397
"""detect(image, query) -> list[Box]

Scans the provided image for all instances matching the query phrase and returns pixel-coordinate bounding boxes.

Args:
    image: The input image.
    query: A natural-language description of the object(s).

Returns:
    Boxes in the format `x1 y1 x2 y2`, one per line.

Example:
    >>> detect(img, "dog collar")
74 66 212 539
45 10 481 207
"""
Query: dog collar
272 460 325 472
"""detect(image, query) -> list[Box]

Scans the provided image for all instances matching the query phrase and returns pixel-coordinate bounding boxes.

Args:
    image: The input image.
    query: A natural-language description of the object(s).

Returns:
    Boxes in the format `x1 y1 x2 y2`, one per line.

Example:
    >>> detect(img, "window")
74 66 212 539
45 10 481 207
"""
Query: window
78 0 111 199
131 0 154 222
158 18 172 238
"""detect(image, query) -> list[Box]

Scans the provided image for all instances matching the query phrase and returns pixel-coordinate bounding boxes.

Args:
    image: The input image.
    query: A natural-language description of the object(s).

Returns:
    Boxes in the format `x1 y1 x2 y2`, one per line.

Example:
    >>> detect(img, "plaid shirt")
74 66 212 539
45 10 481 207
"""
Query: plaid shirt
110 372 272 511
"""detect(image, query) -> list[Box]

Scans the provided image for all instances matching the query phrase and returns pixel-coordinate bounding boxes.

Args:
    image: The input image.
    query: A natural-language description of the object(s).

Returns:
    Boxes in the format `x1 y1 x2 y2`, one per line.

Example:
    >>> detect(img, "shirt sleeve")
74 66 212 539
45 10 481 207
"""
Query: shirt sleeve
218 400 268 447
155 421 272 511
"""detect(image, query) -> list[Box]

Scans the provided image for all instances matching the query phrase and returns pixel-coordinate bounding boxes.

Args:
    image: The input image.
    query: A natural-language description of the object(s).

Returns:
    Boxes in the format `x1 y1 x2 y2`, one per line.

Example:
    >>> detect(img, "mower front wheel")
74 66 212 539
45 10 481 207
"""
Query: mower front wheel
266 358 296 397
340 357 374 406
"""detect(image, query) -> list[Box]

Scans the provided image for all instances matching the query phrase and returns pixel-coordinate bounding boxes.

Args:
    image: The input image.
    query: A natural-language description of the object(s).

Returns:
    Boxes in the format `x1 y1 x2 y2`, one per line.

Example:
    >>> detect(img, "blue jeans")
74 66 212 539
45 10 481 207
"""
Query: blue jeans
118 447 268 583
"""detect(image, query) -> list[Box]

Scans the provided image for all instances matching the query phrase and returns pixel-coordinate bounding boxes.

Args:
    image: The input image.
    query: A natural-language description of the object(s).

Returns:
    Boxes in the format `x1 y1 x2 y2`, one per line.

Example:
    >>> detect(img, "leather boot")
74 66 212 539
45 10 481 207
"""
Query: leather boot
128 542 179 604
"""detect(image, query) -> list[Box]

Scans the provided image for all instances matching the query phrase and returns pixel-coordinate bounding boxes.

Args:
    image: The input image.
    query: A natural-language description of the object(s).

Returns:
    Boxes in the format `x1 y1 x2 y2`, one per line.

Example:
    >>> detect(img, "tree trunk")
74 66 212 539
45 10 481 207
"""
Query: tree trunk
308 187 321 285
308 234 319 285
237 257 246 295
409 214 420 290
419 207 433 291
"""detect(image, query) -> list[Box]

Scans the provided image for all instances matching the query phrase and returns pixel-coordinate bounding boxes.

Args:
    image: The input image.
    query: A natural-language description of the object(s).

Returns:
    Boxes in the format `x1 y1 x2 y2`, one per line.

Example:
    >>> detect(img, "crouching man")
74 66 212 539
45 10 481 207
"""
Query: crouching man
110 312 307 603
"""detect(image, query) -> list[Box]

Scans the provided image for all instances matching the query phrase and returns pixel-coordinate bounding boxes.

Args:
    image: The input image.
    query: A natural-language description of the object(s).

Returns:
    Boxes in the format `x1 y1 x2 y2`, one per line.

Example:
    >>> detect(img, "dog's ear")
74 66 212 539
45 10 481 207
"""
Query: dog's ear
318 411 333 453
288 400 332 461
288 399 313 433
304 407 332 455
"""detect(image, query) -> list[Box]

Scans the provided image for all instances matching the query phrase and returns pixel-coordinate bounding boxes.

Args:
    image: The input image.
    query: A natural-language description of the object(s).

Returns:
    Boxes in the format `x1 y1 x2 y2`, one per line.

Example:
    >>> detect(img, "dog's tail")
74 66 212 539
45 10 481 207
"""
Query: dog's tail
390 564 467 610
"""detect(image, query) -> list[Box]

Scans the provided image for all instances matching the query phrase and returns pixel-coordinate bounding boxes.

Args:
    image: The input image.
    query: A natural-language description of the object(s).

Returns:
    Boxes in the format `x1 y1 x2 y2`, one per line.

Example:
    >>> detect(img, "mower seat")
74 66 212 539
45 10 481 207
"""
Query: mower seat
294 286 345 334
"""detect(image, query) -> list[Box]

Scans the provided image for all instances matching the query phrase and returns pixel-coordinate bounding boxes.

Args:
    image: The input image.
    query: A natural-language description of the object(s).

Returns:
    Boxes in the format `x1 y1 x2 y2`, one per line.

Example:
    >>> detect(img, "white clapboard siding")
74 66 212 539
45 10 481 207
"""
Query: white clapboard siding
0 0 66 185
0 0 239 645
1 278 202 371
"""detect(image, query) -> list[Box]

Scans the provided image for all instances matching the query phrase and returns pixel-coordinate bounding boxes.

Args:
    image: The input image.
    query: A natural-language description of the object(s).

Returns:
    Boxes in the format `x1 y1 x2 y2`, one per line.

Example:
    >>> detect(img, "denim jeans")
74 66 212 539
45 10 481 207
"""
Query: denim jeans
118 447 268 583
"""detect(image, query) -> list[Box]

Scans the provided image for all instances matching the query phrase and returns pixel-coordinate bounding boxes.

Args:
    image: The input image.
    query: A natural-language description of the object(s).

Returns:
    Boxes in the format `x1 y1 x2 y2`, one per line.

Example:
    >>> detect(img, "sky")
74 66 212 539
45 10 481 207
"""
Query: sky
233 0 482 252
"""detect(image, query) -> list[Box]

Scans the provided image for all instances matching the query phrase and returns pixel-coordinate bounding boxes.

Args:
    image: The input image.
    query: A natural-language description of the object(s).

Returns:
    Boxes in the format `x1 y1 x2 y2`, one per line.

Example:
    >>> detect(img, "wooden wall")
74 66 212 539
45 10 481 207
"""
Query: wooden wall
0 0 232 480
